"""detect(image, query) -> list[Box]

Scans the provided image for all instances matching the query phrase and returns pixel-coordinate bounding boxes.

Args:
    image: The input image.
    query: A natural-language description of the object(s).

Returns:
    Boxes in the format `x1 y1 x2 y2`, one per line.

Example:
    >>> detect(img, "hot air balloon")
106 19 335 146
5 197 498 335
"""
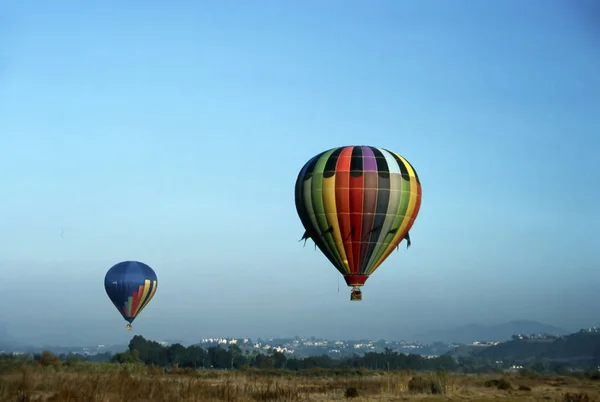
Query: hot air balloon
295 145 422 301
104 261 158 330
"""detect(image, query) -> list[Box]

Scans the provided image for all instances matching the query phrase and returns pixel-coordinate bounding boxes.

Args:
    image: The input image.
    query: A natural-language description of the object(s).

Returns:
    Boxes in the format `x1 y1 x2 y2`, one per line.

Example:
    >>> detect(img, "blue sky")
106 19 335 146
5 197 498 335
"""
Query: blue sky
0 0 598 346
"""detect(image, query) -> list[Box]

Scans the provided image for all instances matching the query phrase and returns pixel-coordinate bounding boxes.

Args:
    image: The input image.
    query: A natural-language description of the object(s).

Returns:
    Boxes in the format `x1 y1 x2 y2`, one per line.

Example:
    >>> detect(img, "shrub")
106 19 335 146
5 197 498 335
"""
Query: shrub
563 392 591 402
408 375 444 394
39 351 62 368
344 386 359 398
484 378 513 390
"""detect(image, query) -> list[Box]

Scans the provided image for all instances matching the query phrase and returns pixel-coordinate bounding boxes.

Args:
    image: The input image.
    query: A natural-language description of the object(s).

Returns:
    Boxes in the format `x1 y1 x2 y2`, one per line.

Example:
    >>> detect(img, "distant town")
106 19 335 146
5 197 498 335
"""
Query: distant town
4 326 598 359
2 337 451 359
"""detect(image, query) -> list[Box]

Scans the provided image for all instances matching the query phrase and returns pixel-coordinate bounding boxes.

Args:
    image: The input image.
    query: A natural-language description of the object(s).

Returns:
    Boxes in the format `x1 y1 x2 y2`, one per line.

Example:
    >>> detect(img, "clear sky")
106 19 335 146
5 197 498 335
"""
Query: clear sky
0 0 598 346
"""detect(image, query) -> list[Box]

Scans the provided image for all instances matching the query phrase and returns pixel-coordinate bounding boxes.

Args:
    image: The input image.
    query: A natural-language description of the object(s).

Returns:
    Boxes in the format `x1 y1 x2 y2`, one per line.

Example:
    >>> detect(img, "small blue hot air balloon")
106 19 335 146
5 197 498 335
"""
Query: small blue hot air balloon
104 261 158 331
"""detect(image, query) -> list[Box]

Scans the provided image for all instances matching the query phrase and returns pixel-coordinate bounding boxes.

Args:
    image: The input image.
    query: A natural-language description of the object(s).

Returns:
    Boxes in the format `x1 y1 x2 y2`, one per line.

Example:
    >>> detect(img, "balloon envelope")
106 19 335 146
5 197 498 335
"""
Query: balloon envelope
104 261 158 325
295 145 422 290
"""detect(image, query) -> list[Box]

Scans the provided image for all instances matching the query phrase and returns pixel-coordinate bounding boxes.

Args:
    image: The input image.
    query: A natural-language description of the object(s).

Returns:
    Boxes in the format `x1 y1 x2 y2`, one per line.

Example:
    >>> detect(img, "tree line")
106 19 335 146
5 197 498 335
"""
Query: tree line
110 335 458 371
3 335 596 375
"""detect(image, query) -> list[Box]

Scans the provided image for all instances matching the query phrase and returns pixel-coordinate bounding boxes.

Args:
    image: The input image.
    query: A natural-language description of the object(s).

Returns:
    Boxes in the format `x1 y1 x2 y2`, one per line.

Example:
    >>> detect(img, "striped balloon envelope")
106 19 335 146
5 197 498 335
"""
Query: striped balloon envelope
104 261 158 330
294 145 422 301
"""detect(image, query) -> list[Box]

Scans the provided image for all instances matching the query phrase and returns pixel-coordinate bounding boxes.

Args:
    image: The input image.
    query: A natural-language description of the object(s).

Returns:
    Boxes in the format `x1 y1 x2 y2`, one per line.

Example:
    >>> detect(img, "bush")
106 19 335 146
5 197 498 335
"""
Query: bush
39 351 61 368
585 370 600 381
519 368 539 378
408 375 444 394
563 392 591 402
168 364 186 375
344 386 359 398
484 378 513 390
111 350 142 364
147 364 164 375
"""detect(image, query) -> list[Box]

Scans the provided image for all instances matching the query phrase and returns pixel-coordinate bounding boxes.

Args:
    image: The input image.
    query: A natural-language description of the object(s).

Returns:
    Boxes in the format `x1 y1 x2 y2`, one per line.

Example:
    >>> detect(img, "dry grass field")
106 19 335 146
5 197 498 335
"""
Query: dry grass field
1 363 599 402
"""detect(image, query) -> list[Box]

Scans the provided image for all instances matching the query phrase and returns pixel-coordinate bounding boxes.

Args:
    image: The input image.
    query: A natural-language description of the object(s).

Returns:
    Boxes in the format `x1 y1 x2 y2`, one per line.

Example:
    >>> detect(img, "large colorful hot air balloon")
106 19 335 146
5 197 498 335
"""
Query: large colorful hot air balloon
104 261 158 330
295 145 422 301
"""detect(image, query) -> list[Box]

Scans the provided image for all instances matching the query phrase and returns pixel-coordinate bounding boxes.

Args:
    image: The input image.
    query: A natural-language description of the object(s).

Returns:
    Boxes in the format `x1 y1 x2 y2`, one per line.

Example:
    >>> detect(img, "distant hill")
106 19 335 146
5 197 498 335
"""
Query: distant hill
475 330 600 365
414 320 569 344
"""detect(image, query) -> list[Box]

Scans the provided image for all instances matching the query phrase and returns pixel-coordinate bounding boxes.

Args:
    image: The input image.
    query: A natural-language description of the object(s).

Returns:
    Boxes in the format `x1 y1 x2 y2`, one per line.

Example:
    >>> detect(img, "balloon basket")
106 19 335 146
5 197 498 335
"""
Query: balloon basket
350 287 362 301
126 324 133 331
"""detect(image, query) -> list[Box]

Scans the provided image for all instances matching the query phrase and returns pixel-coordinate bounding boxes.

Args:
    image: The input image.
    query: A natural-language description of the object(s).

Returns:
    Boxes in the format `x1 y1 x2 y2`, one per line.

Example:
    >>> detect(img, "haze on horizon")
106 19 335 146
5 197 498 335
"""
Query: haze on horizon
0 0 598 347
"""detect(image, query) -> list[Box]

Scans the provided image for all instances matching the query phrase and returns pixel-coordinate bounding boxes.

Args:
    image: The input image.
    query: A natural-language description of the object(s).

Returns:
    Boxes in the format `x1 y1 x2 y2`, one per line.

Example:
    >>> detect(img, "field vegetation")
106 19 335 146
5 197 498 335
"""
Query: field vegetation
1 352 599 402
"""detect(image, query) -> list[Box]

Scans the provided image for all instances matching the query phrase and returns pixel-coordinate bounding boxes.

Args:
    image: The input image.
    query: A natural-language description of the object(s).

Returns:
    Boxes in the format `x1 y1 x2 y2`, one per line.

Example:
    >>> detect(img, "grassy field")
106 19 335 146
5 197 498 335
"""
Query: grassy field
1 363 598 401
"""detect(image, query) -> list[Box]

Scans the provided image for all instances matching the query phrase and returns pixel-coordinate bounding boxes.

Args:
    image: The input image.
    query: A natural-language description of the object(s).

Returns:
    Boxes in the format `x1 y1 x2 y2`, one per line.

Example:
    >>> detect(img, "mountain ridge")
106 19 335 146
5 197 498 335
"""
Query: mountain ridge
412 320 570 344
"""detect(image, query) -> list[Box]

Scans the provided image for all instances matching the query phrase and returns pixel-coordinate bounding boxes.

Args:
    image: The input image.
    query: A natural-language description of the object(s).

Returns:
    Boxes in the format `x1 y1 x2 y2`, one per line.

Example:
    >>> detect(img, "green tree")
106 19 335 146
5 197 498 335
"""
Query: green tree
167 343 187 366
111 349 142 364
